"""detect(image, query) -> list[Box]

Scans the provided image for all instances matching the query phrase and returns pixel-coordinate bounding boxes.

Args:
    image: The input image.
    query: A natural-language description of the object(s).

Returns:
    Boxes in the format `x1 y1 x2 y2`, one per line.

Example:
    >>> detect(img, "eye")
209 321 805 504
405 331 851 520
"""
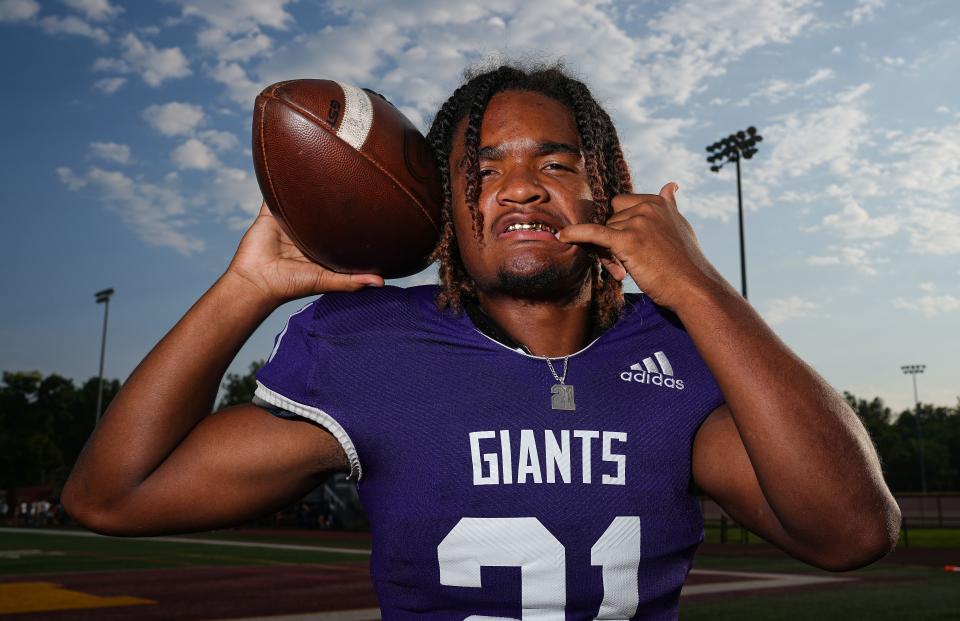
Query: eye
479 168 498 179
543 162 571 172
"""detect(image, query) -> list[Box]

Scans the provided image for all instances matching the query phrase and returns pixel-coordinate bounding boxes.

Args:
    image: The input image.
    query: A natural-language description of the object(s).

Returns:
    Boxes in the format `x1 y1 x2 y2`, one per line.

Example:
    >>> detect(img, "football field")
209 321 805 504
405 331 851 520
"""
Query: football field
1 527 958 620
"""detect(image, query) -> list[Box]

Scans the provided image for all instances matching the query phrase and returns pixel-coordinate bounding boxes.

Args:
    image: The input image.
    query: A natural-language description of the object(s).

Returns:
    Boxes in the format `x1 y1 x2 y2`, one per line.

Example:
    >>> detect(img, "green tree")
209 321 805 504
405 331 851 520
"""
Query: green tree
0 371 120 491
217 359 265 410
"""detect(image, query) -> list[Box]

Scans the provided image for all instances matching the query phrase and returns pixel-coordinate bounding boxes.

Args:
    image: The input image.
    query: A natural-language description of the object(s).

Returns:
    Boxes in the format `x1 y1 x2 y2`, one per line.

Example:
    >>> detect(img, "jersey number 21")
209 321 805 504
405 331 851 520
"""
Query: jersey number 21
438 516 642 620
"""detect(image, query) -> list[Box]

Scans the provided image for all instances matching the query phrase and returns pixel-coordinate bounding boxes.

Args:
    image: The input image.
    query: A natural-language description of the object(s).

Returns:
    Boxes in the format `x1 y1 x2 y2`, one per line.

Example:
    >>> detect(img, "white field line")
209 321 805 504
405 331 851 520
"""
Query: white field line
681 568 855 596
216 570 855 621
0 527 370 556
3 528 856 612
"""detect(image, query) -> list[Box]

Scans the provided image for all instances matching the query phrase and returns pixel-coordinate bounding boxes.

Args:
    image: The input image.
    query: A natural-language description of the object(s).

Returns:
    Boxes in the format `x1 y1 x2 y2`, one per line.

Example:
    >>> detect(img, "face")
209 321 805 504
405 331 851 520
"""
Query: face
448 90 597 300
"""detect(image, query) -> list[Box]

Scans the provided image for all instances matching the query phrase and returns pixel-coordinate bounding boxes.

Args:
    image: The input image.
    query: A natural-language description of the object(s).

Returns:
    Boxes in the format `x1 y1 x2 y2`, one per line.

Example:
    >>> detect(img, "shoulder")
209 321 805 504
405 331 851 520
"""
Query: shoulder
299 284 440 334
619 292 689 334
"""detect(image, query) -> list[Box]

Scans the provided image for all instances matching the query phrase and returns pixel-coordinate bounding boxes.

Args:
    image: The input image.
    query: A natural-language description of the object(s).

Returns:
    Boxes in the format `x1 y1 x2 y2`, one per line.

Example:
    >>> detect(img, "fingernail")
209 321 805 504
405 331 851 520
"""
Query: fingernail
673 182 680 193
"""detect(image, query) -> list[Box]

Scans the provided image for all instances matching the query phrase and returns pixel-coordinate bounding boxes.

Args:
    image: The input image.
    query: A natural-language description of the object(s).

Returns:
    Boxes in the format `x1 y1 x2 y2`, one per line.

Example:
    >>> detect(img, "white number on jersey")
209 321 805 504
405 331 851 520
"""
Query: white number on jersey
437 516 642 620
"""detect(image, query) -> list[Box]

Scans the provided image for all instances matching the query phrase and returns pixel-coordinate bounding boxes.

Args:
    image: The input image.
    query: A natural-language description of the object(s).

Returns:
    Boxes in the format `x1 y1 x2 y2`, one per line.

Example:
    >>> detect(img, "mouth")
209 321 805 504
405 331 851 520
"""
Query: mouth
503 221 557 235
496 213 564 241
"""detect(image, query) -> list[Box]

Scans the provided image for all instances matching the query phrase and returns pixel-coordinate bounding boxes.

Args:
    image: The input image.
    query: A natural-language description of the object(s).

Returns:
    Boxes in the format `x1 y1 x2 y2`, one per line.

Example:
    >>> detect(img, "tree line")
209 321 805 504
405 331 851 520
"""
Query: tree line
2 365 958 497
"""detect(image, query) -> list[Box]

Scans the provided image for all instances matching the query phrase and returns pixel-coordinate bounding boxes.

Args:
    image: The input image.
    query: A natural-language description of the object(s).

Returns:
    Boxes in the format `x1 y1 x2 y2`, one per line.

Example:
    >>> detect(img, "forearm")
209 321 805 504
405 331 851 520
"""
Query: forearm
63 272 277 513
678 280 899 552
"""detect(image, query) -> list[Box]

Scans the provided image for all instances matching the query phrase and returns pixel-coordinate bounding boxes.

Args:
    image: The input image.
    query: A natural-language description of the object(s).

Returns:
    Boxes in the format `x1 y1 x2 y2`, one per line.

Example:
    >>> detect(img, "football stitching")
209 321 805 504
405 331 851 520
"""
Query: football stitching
266 88 441 234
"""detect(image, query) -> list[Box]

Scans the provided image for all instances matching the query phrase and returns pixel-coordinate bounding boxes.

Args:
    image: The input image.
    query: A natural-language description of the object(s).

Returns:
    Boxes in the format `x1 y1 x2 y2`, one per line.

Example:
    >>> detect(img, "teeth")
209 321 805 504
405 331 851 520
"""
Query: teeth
505 222 556 234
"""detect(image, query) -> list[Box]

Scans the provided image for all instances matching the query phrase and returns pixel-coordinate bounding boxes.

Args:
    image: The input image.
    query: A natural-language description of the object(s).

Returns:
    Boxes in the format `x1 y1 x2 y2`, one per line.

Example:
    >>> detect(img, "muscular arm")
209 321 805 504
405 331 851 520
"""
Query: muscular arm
61 273 348 536
687 282 900 571
561 184 900 571
62 202 380 536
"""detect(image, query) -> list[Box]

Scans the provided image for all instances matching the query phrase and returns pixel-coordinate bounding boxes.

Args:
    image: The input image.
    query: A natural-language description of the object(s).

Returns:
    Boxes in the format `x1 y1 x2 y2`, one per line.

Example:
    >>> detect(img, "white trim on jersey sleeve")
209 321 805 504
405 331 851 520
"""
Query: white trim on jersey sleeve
268 299 317 364
253 381 363 481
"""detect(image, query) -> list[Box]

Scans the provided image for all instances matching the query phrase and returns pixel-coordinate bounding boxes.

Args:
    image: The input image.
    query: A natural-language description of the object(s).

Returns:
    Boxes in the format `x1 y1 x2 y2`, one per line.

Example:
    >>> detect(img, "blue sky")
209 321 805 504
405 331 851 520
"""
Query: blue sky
1 0 957 413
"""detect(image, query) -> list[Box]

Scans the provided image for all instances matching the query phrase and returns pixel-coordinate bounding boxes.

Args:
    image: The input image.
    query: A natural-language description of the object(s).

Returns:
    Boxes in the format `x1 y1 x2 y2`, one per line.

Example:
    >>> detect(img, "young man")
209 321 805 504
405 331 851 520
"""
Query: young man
63 65 900 619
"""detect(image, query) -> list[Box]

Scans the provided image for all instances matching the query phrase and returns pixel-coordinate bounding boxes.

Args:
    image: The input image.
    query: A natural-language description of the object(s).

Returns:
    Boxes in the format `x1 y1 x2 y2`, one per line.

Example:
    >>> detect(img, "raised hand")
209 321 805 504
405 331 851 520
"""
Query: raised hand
227 202 384 304
558 183 725 310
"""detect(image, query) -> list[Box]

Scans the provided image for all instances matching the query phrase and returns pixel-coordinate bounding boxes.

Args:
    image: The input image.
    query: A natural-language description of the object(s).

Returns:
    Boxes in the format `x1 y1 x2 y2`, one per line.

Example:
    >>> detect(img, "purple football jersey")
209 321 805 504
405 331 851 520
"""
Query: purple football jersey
254 285 724 620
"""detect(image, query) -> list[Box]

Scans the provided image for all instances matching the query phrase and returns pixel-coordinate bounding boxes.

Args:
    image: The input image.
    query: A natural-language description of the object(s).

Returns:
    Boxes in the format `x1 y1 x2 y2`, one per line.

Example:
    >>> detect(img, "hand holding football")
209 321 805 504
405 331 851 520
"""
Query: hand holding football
252 79 443 279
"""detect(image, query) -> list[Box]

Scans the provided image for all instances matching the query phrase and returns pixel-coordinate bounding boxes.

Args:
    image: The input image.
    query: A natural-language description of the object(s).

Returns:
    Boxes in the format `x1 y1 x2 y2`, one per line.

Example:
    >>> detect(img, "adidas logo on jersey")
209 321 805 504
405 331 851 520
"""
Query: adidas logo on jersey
619 350 685 390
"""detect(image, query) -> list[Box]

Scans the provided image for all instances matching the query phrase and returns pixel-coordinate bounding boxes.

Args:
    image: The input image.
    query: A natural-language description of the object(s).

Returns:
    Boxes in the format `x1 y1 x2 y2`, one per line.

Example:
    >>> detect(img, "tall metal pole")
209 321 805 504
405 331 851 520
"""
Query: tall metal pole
735 156 747 299
95 288 114 425
912 372 926 494
706 126 761 301
901 364 927 494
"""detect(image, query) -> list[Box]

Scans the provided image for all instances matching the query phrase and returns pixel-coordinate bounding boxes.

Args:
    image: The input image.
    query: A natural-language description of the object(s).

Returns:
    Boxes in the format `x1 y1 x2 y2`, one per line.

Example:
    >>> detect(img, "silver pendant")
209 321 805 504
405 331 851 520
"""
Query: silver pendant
551 384 576 411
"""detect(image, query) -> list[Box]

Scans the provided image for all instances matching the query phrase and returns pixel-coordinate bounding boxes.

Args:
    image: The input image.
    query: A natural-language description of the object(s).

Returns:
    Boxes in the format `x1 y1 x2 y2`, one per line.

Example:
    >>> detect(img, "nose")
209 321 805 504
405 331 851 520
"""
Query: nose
496 165 544 206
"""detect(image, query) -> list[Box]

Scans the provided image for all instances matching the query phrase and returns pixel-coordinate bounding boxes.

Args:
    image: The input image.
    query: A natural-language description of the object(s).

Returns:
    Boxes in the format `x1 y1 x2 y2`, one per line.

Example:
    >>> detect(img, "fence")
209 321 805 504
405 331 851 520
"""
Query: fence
699 493 960 545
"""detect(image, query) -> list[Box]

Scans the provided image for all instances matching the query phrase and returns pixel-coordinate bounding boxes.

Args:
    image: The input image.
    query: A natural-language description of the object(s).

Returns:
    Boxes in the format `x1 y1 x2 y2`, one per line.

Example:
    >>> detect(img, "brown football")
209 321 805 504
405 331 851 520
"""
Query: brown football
252 79 443 278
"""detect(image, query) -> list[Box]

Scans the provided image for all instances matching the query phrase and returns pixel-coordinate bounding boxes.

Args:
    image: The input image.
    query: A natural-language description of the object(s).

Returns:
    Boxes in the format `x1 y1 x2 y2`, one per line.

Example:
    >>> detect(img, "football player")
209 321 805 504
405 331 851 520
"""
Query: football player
63 64 900 619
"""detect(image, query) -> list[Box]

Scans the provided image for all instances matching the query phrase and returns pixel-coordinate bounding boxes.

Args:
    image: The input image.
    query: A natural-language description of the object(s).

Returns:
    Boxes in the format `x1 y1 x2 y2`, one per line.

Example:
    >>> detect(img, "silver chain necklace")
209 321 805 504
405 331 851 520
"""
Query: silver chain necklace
544 355 576 411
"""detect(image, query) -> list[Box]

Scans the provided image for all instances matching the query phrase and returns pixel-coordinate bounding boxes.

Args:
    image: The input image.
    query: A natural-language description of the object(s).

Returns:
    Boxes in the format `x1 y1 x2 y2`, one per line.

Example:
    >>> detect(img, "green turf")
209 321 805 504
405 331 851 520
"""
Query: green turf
177 530 373 549
898 528 960 548
704 525 960 548
0 532 369 576
4 527 959 621
680 569 960 620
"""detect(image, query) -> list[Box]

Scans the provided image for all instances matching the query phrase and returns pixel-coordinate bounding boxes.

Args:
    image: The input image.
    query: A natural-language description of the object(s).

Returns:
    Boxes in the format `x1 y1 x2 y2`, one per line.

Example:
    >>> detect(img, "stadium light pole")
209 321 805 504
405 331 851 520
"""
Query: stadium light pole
901 364 927 494
706 126 762 299
94 288 115 426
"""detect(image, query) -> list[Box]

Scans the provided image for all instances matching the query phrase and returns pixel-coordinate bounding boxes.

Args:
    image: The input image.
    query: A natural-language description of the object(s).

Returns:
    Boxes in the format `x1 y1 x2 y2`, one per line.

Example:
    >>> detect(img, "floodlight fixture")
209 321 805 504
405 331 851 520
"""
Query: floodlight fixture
705 126 764 299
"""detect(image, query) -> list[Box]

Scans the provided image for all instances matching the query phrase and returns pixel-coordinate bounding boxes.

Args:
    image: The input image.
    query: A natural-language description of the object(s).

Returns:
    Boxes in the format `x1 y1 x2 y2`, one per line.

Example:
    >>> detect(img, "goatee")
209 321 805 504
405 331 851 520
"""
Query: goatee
495 263 570 300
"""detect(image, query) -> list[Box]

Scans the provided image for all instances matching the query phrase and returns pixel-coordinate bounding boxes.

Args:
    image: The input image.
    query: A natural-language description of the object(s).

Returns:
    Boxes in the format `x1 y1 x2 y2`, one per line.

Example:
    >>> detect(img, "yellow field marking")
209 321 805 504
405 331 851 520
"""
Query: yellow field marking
0 582 155 614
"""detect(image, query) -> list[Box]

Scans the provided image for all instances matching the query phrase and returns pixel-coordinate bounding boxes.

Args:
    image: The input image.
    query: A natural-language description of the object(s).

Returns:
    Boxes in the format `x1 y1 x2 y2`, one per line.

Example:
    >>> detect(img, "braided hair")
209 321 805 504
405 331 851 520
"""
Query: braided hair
426 62 633 329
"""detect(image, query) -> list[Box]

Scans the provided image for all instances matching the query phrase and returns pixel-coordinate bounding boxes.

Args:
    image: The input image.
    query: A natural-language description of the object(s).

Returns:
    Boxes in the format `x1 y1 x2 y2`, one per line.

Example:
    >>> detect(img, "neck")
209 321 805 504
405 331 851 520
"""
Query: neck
476 281 593 358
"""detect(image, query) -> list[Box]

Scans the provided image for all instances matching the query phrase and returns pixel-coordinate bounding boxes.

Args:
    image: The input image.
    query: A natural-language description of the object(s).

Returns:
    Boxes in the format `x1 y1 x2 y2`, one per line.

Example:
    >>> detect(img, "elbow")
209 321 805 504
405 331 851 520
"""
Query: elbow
61 477 138 538
814 501 902 572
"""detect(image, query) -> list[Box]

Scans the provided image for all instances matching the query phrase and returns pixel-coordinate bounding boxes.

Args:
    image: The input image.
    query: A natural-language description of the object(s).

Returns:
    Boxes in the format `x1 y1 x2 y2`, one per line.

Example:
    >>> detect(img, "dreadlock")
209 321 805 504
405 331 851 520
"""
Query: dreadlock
426 62 634 329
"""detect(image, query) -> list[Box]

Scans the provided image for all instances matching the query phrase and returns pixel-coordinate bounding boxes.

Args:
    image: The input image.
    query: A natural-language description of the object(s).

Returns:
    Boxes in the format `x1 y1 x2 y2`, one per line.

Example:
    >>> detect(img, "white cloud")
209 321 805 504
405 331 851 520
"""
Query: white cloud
56 166 87 191
91 56 128 72
175 0 294 34
92 35 190 87
39 15 109 44
120 33 191 86
197 27 272 62
918 282 935 292
89 141 131 165
905 208 960 255
208 165 261 218
649 0 818 105
93 76 126 93
756 84 872 184
209 61 261 106
887 122 960 194
0 0 38 21
174 0 292 65
807 246 886 275
58 166 203 255
143 101 205 136
763 296 818 326
63 0 123 21
197 129 239 152
819 200 899 240
846 0 885 25
748 67 834 104
893 295 960 317
172 138 218 170
882 56 905 67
